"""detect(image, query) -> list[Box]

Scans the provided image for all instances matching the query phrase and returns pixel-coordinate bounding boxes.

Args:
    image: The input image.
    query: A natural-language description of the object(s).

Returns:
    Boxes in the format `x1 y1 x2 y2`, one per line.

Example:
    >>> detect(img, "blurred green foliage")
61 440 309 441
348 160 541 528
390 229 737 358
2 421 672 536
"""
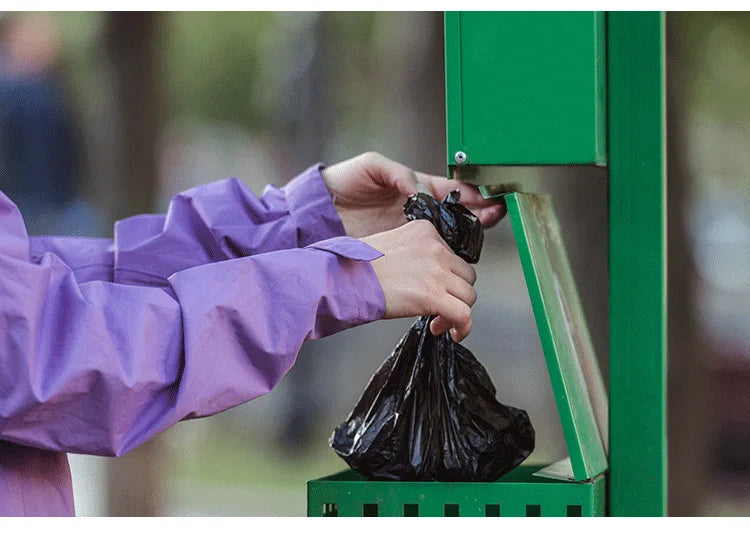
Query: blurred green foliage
163 12 275 129
53 12 383 134
673 12 750 194
52 12 105 116
678 12 750 123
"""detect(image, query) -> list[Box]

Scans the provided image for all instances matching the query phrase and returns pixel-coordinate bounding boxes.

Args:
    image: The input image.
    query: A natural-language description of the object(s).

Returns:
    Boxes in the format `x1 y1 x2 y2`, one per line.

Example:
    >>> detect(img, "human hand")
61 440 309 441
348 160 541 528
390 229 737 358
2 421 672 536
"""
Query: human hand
361 219 477 342
322 152 506 239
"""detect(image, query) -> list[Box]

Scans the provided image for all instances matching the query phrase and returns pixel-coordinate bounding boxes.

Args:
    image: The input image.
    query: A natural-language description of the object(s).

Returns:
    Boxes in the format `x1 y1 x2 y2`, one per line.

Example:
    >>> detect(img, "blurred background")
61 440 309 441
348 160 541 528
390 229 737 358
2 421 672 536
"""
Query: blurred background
0 11 747 516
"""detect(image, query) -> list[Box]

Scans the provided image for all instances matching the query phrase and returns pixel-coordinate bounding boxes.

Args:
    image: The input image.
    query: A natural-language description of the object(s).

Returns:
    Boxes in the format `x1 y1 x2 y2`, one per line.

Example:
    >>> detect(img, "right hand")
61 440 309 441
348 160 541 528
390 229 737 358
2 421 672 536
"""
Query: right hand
361 219 477 342
322 152 506 239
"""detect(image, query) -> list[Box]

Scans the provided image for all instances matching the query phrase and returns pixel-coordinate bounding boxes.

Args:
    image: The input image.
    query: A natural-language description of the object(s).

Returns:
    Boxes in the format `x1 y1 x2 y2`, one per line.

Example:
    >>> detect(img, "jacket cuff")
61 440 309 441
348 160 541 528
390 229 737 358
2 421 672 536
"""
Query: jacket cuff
283 164 347 247
305 236 386 324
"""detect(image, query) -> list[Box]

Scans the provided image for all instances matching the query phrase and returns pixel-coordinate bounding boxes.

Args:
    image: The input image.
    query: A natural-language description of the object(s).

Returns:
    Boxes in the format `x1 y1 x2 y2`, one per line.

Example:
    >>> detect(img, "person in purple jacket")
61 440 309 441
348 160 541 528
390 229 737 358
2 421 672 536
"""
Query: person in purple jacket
0 151 505 516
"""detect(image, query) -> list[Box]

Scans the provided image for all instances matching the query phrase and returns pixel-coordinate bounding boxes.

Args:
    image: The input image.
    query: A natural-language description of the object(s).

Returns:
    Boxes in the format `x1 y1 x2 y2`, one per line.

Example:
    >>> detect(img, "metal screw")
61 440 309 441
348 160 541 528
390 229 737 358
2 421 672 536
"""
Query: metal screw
454 151 468 165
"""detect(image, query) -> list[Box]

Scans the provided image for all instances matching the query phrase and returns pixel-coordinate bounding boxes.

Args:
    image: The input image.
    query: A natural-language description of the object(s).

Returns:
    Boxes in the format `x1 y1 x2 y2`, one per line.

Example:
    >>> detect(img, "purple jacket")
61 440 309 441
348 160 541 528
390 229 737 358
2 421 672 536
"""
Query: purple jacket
0 165 386 516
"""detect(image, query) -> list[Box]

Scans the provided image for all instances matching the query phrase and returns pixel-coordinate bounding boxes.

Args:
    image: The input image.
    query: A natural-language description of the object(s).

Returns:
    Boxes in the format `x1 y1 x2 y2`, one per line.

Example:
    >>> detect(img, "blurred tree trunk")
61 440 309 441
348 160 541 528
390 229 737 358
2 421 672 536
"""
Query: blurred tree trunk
102 11 165 517
273 12 333 178
665 12 710 516
408 11 446 175
379 11 446 175
273 12 336 449
103 11 163 221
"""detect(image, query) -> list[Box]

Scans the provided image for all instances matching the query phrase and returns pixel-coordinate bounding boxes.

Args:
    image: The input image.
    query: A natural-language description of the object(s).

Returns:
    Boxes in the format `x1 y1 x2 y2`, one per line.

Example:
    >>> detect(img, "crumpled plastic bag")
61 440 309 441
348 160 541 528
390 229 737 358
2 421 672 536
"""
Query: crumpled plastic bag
403 190 484 263
330 191 534 481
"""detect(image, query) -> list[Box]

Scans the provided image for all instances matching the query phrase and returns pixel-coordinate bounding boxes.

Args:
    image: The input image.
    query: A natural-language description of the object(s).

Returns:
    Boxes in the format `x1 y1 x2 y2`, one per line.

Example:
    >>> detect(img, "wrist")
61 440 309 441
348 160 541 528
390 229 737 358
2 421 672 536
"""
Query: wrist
332 205 363 238
283 163 347 246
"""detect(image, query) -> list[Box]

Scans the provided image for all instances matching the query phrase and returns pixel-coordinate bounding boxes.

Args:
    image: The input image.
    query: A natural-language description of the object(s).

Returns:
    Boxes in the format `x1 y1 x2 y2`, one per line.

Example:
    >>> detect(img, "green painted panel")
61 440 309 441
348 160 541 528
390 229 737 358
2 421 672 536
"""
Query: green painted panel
444 11 606 166
607 12 667 516
505 193 607 481
308 467 606 517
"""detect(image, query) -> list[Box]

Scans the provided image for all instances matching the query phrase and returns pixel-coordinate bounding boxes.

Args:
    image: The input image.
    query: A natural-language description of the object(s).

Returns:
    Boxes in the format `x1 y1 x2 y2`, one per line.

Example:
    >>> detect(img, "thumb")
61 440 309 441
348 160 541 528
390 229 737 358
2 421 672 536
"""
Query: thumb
393 168 420 197
368 153 420 197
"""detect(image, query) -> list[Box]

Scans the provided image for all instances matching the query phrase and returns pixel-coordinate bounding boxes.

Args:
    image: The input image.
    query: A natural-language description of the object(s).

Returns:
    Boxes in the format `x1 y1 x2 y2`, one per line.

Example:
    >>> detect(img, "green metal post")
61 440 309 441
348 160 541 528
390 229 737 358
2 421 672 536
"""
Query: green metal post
607 12 667 516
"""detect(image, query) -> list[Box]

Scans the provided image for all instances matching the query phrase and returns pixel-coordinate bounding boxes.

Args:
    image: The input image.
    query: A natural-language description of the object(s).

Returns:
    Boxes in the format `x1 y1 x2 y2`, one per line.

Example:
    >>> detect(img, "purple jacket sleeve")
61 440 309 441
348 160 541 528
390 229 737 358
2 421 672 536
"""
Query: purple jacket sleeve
28 164 344 285
0 169 386 456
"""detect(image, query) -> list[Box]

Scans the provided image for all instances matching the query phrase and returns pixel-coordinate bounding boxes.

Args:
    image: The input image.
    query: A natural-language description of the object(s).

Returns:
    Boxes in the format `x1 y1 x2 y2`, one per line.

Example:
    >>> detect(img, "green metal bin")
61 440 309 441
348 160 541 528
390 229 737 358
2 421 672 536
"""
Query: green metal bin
310 11 667 517
307 192 609 517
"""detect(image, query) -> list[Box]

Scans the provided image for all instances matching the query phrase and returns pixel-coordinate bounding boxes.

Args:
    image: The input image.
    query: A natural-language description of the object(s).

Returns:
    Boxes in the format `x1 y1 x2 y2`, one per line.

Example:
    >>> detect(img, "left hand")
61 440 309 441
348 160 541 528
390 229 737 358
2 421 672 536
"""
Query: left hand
321 152 506 238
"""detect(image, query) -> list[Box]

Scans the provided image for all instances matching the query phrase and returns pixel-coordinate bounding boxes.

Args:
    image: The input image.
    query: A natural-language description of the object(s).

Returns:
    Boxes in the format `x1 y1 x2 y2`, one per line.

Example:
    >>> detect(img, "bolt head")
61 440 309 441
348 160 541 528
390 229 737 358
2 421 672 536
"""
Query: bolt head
454 151 467 164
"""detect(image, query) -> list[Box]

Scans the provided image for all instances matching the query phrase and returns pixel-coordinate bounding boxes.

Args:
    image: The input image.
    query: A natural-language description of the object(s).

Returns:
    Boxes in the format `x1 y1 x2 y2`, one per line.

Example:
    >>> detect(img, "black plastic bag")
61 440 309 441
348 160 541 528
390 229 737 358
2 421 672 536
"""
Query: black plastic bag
330 191 534 482
403 190 484 263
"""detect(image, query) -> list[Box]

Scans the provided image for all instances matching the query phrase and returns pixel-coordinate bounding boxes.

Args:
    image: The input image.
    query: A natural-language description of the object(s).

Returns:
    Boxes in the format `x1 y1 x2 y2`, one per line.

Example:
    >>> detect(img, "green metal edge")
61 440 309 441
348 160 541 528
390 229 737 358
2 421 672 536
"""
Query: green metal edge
593 11 608 165
505 192 607 481
444 11 465 169
607 11 667 516
308 469 606 517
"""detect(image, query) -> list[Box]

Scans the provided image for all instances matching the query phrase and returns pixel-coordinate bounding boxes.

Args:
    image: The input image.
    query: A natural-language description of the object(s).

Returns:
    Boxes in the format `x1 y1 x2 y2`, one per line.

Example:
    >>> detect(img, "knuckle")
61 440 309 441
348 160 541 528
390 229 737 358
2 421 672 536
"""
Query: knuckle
406 219 424 234
362 150 380 161
469 287 478 306
464 318 473 337
413 219 434 233
429 240 445 258
426 264 443 286
459 306 472 326
419 290 436 312
413 290 428 310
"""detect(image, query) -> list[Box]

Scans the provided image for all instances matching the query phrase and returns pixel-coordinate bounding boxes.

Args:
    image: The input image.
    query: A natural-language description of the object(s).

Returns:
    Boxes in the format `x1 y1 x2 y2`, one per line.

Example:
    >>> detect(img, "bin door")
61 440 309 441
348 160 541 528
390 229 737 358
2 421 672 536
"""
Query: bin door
506 192 608 481
445 11 606 167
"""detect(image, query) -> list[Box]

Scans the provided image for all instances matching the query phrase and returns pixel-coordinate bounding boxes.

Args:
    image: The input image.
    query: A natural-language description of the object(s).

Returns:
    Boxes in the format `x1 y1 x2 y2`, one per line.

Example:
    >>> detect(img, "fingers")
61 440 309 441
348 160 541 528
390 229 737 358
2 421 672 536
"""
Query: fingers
359 152 419 197
429 248 477 343
432 319 465 342
357 153 505 228
445 252 476 285
423 223 475 283
414 171 506 228
414 172 484 205
416 220 477 342
364 218 478 342
391 166 419 197
428 271 476 342
429 315 451 337
445 271 478 307
428 293 472 342
471 202 508 228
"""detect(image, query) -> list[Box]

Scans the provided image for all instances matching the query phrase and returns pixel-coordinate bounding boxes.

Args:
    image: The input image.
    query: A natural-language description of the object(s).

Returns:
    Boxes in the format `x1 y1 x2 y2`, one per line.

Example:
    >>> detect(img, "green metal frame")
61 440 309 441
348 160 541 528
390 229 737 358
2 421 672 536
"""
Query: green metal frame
308 466 605 517
607 12 667 516
445 11 668 515
306 10 667 518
